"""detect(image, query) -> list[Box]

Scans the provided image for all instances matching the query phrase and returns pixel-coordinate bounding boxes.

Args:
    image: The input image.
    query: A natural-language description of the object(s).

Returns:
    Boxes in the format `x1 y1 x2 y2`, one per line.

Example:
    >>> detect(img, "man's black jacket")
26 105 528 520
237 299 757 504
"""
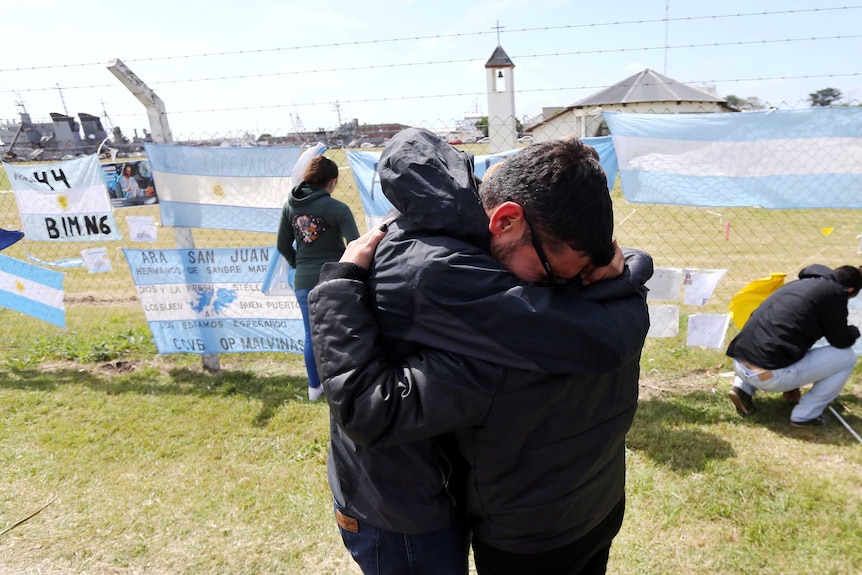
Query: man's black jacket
727 264 859 369
309 127 652 553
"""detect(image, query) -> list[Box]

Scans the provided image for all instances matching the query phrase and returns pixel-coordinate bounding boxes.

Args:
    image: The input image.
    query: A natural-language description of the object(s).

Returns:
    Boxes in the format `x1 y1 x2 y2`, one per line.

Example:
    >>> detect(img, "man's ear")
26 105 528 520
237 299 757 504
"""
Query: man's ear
487 201 524 237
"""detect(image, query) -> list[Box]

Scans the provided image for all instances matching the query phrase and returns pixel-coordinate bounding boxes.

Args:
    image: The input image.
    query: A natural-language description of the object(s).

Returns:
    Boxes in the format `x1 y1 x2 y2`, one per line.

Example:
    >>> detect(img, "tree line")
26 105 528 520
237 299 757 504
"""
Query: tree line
725 87 856 110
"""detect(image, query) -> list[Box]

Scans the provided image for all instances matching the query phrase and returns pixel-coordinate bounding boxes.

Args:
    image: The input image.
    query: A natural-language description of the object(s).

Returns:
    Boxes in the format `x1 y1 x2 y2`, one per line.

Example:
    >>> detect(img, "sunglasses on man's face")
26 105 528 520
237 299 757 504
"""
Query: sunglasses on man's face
520 209 572 287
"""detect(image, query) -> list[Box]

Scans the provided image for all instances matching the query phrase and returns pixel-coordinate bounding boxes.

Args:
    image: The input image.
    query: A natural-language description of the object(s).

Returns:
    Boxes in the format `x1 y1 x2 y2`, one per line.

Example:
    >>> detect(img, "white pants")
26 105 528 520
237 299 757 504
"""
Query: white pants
732 346 857 422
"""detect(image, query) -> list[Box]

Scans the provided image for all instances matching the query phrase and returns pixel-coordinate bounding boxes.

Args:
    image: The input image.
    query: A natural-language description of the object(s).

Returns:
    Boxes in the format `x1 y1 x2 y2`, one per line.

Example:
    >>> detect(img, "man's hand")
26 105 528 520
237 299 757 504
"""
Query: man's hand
340 220 392 270
580 240 623 286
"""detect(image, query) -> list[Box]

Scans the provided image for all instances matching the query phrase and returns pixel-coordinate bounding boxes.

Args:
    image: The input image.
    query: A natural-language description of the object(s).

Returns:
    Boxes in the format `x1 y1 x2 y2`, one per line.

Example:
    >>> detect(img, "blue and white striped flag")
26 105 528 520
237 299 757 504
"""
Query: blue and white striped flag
144 144 304 233
0 254 65 327
3 154 120 241
605 107 862 208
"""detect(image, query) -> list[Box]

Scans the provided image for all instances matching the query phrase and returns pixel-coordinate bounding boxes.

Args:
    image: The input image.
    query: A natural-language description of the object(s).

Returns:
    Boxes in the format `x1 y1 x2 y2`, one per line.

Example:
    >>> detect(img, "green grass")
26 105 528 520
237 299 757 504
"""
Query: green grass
2 147 862 573
1 307 861 574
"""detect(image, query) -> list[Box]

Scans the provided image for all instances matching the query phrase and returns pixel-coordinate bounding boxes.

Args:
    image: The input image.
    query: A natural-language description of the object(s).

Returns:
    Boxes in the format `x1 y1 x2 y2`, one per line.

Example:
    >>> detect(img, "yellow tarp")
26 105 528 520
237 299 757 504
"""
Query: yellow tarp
728 272 787 329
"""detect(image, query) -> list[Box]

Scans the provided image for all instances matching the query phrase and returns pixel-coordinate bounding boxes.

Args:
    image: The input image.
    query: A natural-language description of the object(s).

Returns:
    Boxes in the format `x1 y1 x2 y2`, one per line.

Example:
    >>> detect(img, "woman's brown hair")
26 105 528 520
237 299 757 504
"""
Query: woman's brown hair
303 155 339 188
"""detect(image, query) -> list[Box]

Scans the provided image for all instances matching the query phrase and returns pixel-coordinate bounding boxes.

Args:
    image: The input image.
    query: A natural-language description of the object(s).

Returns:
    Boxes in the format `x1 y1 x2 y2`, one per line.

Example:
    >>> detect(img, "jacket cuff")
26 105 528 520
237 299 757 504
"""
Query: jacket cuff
319 261 368 282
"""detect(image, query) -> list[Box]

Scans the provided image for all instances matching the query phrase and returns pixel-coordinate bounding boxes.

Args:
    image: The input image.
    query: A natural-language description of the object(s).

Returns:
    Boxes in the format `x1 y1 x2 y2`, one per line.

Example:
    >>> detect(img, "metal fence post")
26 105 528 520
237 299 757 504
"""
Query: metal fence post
106 58 220 372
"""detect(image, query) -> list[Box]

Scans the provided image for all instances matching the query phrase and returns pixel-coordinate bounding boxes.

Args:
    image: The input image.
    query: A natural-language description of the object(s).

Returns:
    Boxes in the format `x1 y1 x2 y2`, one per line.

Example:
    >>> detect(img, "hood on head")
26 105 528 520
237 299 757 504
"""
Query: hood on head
798 264 836 281
379 127 490 248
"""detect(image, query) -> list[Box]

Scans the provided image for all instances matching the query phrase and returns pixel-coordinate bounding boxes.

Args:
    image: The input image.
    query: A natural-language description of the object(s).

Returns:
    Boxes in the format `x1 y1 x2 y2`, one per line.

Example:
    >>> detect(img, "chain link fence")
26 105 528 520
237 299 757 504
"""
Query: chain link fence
1 102 860 357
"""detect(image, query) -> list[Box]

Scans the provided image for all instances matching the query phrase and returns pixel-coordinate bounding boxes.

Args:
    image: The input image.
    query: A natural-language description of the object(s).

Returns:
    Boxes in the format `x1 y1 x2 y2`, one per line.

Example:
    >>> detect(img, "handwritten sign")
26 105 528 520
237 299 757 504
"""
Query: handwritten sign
123 247 304 354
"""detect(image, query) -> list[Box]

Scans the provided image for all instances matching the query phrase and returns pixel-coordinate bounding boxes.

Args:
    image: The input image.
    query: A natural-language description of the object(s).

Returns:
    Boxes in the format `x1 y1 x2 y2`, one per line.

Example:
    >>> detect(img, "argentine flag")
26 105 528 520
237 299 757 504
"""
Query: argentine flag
0 254 65 327
605 107 862 208
144 144 304 233
3 154 121 242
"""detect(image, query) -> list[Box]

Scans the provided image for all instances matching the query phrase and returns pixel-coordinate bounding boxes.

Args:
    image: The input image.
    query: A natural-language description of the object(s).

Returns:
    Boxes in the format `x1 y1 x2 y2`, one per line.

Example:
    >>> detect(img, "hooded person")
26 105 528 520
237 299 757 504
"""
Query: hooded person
309 128 652 575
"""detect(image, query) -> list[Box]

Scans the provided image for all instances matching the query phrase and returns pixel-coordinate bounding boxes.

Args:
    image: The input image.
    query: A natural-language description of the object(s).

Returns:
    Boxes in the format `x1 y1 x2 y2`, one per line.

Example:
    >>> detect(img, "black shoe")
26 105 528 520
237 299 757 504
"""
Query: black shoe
782 389 801 404
791 415 824 428
728 387 756 416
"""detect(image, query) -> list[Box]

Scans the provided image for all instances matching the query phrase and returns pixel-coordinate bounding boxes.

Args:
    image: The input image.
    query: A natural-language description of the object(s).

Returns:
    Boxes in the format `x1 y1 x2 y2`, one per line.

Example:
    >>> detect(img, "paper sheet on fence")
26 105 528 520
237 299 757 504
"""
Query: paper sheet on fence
645 267 683 302
686 313 731 349
3 154 120 241
605 107 862 208
126 216 159 243
123 247 303 354
647 305 679 338
81 247 112 273
683 268 727 306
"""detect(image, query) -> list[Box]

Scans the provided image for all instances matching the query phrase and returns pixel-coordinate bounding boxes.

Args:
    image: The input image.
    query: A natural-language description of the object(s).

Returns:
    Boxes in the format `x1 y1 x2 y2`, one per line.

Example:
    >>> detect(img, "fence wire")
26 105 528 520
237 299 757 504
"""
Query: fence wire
1 105 860 358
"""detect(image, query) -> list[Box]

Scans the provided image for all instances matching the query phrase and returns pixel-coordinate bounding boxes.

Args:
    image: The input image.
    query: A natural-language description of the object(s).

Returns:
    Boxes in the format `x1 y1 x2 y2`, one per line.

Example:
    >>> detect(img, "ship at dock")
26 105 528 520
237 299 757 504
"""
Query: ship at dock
1 108 146 162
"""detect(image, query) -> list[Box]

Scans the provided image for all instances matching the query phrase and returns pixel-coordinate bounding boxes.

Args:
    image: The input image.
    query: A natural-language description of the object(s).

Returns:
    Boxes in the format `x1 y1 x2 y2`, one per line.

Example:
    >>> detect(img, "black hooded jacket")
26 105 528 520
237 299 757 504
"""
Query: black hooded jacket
309 128 652 553
727 264 859 369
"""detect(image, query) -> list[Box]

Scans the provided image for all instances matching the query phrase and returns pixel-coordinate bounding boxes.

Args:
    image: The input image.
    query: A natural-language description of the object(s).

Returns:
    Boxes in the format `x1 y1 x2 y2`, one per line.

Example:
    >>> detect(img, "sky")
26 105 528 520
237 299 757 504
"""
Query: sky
1 0 861 140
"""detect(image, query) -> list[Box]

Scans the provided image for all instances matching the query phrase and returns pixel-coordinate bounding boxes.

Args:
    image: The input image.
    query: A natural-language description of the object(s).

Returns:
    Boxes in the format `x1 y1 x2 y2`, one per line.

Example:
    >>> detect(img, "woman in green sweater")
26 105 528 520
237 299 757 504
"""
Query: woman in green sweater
277 155 360 400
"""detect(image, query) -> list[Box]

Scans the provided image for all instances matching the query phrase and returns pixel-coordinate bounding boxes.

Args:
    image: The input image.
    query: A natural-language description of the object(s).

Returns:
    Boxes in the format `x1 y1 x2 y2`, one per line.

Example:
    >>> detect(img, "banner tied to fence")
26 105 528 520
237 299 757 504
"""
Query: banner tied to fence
605 107 862 208
2 154 120 242
123 247 303 355
144 144 306 233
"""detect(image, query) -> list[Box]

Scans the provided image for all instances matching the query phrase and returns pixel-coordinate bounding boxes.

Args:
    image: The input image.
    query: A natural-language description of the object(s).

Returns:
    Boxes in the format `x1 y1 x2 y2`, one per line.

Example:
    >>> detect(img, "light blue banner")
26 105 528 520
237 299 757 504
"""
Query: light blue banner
123 247 304 355
143 144 304 233
144 144 301 176
605 108 862 208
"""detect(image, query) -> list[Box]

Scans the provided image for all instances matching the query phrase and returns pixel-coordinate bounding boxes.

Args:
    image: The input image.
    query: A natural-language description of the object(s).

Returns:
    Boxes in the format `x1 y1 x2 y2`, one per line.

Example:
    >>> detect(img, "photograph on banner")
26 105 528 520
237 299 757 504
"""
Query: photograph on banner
123 246 304 355
102 160 158 207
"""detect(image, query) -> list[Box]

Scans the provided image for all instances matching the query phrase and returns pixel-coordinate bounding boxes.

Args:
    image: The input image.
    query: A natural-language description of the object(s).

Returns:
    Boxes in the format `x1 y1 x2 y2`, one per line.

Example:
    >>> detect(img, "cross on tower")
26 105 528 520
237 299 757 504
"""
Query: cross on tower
492 21 505 45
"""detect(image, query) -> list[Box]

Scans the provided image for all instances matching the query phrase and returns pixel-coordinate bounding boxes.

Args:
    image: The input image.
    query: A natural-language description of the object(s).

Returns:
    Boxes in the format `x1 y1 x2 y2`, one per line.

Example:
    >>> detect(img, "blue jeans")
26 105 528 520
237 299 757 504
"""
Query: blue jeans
334 503 470 575
294 288 320 389
732 345 857 421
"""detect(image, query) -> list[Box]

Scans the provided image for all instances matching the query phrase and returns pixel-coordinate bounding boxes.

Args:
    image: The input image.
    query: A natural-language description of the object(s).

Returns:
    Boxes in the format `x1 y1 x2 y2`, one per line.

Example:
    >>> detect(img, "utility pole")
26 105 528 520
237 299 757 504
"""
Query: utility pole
333 100 343 127
56 84 68 115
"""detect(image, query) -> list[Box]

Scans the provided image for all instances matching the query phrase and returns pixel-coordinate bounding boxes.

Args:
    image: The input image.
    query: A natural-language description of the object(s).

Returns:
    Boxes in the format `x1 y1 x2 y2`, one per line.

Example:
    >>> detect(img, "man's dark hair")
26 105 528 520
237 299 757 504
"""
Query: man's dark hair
479 138 614 266
833 265 862 292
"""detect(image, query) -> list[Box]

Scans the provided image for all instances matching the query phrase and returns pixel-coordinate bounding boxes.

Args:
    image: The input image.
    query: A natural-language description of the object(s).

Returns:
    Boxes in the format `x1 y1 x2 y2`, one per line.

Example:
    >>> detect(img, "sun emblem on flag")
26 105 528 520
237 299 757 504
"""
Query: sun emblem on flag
15 280 24 293
57 195 69 209
213 184 225 198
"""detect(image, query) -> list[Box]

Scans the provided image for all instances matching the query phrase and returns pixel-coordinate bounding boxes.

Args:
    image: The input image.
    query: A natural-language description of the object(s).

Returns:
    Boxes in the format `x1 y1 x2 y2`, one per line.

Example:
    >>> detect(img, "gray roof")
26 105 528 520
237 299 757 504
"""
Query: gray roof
485 45 514 68
572 68 724 106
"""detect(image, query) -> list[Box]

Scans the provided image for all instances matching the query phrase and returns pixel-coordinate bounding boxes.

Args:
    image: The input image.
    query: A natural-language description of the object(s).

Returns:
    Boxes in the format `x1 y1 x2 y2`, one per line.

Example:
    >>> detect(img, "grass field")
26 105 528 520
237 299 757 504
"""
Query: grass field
1 310 861 574
1 147 862 573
